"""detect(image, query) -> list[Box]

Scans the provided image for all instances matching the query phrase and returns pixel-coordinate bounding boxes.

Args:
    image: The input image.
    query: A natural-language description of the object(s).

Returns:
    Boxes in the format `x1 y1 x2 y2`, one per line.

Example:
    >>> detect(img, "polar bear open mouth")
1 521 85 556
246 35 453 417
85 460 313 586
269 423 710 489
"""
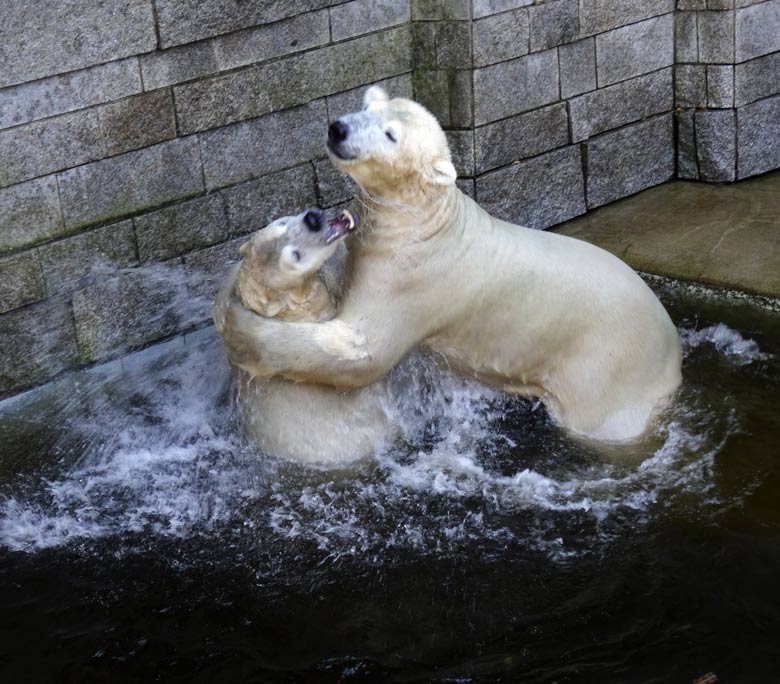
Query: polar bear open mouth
326 210 357 244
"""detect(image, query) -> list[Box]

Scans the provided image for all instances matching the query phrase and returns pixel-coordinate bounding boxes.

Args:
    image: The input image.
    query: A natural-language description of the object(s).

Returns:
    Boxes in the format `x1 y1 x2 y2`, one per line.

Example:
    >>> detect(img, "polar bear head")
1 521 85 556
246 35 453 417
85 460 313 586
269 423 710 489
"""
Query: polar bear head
326 86 457 199
235 208 355 321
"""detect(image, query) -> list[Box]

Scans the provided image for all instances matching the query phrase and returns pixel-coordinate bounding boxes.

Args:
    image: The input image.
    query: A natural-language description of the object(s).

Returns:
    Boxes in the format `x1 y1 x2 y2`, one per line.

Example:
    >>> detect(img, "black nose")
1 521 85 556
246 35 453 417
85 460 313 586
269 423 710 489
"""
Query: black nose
328 120 348 145
303 209 324 232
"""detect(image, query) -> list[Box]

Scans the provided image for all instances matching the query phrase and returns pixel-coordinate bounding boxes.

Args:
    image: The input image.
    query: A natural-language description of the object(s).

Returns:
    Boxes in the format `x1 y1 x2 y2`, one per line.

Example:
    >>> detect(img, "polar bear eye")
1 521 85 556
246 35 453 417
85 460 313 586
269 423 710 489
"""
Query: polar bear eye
292 249 302 262
385 129 397 143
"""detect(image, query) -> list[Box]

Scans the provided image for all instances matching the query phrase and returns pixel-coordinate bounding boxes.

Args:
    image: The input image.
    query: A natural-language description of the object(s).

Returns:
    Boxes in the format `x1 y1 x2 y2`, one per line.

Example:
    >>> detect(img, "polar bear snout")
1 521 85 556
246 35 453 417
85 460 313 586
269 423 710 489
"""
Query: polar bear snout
327 120 352 159
303 208 324 232
328 120 348 144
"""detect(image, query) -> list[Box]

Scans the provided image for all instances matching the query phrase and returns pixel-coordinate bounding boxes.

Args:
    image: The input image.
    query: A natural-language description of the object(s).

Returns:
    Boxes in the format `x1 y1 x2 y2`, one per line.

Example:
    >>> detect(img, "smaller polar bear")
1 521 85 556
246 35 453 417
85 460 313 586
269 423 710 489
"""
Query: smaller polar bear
220 87 682 443
214 208 394 465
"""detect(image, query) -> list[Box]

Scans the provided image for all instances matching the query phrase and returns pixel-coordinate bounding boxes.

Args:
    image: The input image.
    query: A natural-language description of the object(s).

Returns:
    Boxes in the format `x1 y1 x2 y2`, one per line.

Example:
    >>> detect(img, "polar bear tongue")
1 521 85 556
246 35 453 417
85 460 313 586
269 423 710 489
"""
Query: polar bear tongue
326 210 357 244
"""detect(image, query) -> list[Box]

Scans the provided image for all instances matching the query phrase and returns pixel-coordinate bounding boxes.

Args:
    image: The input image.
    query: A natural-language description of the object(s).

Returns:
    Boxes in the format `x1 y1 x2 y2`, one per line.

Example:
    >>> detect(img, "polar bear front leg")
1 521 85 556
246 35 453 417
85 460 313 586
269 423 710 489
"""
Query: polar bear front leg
222 302 375 387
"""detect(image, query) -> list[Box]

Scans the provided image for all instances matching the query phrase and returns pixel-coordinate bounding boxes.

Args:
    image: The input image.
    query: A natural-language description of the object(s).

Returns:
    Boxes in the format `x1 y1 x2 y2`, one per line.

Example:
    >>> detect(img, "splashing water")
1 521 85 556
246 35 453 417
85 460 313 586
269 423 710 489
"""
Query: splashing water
0 262 773 564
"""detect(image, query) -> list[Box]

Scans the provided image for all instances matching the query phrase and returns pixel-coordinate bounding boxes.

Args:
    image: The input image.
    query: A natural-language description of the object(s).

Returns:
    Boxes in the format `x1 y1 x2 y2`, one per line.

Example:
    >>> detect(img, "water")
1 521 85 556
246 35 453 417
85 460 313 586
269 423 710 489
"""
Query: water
1 268 779 683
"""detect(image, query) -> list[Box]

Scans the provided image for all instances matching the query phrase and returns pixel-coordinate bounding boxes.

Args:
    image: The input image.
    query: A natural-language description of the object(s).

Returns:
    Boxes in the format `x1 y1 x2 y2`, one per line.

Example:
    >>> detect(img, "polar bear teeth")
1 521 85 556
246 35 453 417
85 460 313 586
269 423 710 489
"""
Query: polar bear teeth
326 210 357 243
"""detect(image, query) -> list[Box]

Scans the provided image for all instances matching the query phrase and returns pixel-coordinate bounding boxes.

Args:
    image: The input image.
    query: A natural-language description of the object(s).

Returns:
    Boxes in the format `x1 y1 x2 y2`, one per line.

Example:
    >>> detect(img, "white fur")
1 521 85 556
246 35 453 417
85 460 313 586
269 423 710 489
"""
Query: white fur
219 89 682 444
217 212 393 465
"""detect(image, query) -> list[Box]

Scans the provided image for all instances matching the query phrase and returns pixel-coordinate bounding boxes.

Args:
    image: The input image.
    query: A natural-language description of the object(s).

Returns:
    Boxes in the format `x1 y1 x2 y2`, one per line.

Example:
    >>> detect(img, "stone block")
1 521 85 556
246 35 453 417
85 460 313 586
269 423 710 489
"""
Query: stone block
456 178 476 199
0 297 79 396
327 74 414 117
675 11 698 63
99 90 176 156
529 0 578 52
0 177 65 254
0 110 103 188
183 237 245 302
442 0 471 19
413 70 451 124
676 110 699 179
734 52 780 106
695 110 736 182
224 165 318 236
473 0 533 19
140 43 220 91
0 59 141 131
154 0 334 48
474 103 569 173
199 101 327 190
135 195 229 262
737 94 780 178
214 10 331 71
412 22 438 67
473 49 559 125
315 159 356 207
411 0 441 19
435 21 473 69
706 65 734 108
174 26 411 134
559 38 596 99
697 10 734 63
735 0 780 62
595 14 674 87
472 8 530 67
580 0 674 35
58 138 204 230
585 115 674 208
37 221 137 293
331 0 410 41
446 130 475 176
450 70 475 128
0 0 156 88
476 146 586 229
411 0 471 19
570 68 673 142
0 251 46 314
675 64 707 108
71 268 190 362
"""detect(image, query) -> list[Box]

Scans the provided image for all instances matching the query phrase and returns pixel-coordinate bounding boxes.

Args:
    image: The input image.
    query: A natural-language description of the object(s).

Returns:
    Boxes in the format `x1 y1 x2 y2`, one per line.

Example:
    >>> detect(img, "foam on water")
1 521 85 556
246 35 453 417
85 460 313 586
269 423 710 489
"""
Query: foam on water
0 265 763 561
680 322 772 365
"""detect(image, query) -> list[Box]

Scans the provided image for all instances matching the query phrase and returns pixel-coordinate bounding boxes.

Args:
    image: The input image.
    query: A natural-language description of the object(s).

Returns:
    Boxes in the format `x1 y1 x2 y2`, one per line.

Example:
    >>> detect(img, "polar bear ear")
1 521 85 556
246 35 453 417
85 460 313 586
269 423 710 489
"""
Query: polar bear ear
431 158 457 186
239 240 250 257
363 85 389 108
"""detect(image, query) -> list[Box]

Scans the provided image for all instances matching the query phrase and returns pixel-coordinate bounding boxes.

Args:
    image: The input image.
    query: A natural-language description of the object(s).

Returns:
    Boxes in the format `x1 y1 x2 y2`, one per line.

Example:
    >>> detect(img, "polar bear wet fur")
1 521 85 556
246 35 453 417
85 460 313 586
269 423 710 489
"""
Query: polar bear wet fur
219 86 682 443
214 208 394 464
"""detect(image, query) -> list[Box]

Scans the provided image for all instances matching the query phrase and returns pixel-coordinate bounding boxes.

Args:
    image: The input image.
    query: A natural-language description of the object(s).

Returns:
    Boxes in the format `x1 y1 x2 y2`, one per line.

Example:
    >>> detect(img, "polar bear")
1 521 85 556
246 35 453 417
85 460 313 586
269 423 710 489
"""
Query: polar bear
218 86 682 443
214 208 394 465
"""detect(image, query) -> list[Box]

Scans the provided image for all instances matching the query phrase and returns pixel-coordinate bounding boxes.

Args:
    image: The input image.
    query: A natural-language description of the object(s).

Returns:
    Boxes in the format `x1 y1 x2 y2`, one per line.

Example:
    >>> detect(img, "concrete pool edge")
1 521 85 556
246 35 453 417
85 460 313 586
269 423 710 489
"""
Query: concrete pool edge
554 171 780 301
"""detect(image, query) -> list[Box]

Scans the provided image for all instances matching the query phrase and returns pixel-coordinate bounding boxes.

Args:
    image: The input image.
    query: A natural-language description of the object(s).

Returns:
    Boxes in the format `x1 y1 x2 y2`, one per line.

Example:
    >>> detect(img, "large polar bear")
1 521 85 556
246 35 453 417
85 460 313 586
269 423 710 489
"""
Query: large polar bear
219 86 682 443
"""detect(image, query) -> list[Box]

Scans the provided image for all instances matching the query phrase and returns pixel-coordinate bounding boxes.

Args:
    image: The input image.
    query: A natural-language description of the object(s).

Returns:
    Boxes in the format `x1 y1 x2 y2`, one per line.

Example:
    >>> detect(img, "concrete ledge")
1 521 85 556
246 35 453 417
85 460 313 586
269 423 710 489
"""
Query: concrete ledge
554 171 780 299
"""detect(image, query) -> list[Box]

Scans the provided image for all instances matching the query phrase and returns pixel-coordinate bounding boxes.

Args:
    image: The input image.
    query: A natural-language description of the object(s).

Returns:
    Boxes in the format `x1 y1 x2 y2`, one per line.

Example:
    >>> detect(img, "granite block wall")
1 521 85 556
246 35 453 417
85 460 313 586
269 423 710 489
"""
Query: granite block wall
0 0 414 397
1 0 779 398
675 0 780 181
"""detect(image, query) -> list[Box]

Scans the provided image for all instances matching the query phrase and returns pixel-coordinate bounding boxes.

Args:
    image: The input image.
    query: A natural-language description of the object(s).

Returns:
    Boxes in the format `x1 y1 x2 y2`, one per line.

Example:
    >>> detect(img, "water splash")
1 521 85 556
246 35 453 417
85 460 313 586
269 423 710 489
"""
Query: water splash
680 322 770 364
0 270 761 562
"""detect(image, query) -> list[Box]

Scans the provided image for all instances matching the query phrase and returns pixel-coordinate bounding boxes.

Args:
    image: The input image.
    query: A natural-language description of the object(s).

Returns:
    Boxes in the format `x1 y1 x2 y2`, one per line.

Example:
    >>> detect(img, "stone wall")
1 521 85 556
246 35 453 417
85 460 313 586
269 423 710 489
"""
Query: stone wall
445 0 679 229
0 0 414 397
675 0 780 181
1 0 779 398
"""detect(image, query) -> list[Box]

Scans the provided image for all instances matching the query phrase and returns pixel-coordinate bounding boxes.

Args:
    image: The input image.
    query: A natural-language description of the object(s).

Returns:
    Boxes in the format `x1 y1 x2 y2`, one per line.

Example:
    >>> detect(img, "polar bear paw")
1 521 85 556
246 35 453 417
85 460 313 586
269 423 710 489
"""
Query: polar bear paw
313 321 370 362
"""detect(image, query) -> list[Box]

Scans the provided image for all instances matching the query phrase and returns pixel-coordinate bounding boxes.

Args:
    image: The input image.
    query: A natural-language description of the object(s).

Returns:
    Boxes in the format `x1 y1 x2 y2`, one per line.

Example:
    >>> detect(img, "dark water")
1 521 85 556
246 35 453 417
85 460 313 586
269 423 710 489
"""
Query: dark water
1 275 778 684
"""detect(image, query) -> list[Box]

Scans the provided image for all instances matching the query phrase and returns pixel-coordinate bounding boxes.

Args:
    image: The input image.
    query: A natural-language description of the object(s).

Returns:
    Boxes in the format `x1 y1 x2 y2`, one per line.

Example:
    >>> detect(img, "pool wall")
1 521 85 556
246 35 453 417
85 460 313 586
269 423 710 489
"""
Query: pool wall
2 0 780 398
